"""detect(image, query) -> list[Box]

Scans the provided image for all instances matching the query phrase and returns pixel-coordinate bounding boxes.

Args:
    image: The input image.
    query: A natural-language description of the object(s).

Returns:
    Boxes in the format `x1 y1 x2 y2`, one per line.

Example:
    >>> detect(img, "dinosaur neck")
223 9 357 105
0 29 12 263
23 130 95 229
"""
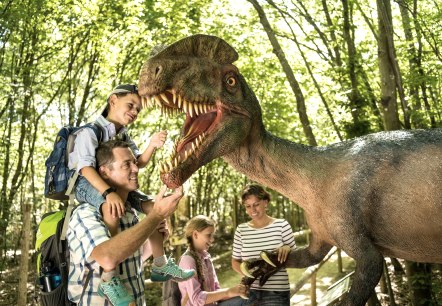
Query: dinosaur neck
224 127 322 210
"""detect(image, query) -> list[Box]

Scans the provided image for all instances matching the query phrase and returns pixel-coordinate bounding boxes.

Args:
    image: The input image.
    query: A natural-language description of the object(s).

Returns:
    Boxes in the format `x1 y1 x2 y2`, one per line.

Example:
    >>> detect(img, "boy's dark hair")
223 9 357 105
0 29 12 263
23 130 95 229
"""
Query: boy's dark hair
241 184 271 203
96 140 131 168
102 84 139 117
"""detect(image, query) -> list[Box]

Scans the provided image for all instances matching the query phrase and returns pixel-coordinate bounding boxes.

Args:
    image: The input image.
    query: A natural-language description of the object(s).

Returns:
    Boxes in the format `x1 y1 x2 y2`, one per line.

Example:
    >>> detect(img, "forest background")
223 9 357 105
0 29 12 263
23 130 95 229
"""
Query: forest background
0 0 441 305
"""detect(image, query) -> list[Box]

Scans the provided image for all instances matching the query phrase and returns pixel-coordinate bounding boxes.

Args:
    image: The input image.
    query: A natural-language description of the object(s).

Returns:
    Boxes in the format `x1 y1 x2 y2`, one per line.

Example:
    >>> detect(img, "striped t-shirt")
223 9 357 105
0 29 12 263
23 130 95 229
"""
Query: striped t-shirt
232 219 296 291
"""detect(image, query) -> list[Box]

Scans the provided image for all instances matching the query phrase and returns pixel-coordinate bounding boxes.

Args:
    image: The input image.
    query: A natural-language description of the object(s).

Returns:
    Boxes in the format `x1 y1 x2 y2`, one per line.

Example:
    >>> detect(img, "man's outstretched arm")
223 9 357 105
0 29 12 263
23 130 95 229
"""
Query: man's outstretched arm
91 185 183 270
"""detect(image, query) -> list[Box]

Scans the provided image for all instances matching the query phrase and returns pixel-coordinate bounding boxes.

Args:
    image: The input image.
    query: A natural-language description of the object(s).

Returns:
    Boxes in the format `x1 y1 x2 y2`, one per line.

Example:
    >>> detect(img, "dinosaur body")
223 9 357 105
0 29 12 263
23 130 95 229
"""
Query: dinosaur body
138 35 442 305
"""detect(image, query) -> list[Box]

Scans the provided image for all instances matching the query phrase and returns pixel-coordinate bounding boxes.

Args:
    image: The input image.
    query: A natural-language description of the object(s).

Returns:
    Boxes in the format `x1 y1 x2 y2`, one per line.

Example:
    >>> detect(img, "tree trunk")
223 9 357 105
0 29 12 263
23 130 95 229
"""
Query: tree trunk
376 0 401 131
248 0 317 146
405 260 433 305
405 260 434 305
342 0 371 137
17 202 31 306
266 0 343 141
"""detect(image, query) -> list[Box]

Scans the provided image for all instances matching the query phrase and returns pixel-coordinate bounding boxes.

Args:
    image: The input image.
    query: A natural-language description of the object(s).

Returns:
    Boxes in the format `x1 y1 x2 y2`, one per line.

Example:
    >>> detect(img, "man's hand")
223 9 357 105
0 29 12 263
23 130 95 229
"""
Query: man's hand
106 192 126 218
153 185 184 219
149 130 167 149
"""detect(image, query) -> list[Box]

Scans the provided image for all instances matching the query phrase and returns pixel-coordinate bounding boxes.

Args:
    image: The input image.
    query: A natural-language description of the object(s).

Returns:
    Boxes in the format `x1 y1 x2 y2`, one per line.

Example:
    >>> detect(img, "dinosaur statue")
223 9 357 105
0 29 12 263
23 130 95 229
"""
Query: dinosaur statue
138 34 442 305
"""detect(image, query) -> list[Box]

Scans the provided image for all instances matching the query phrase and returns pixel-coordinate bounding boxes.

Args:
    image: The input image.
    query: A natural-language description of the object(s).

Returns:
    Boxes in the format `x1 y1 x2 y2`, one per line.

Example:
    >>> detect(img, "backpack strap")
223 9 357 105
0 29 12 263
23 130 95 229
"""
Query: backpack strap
78 269 94 305
90 122 104 143
60 194 75 241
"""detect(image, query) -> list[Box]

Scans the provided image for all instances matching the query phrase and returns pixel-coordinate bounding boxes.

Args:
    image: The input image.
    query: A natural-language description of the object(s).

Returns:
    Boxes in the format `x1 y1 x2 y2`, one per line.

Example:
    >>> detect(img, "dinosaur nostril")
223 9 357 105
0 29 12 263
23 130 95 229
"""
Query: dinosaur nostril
155 65 162 78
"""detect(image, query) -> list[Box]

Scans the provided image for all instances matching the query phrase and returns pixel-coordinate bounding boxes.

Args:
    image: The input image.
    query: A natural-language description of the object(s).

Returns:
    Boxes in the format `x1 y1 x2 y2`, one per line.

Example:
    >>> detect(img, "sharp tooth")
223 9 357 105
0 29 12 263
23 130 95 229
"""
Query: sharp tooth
188 102 193 117
160 93 168 103
202 132 206 138
172 91 177 104
194 103 199 116
195 137 200 147
192 142 196 152
153 95 162 107
198 103 204 114
147 96 154 108
178 95 182 108
183 99 188 113
198 135 203 143
184 150 188 160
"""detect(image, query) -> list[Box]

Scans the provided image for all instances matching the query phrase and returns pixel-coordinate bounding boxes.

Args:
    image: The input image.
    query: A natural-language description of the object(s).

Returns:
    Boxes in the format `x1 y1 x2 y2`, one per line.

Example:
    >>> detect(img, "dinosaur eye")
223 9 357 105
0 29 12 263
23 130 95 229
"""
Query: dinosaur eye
226 76 237 87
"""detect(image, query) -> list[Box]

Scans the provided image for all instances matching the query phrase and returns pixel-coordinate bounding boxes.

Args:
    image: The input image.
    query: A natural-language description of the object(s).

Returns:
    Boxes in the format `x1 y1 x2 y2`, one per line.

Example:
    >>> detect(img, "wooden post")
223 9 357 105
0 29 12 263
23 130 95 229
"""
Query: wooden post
310 271 317 306
337 248 343 274
291 247 337 293
17 203 31 306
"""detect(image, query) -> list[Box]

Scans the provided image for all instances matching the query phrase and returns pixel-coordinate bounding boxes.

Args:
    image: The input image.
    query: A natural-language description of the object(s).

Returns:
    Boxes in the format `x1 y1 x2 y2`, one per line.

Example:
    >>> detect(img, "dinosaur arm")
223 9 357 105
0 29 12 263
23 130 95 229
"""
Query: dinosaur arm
285 235 333 268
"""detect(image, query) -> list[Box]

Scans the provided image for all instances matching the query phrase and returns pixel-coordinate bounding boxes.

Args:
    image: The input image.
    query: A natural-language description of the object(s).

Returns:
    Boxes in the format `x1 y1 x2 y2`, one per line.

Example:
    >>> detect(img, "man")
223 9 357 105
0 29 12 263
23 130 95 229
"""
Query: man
67 140 187 305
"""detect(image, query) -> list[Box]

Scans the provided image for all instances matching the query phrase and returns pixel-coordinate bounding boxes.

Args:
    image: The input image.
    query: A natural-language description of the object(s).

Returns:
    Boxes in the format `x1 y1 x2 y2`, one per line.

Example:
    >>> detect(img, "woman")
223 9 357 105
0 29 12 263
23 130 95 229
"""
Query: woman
232 185 296 305
178 215 246 305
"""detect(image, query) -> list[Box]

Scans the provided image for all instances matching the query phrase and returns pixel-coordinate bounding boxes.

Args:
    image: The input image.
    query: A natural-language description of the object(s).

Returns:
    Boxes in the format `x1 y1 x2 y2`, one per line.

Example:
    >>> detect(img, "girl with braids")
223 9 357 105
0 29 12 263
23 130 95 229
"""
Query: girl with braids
178 215 246 306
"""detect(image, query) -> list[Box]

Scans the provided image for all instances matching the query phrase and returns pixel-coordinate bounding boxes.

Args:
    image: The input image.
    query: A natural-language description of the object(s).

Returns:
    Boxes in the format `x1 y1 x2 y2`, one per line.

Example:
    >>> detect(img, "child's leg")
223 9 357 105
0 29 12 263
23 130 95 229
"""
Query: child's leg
101 202 120 237
76 177 120 237
149 229 167 267
149 227 196 282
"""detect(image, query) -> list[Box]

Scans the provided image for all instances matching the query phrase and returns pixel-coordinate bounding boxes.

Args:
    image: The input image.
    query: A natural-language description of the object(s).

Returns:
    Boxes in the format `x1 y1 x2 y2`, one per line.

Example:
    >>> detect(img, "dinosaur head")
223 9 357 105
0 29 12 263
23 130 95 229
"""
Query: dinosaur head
138 35 261 188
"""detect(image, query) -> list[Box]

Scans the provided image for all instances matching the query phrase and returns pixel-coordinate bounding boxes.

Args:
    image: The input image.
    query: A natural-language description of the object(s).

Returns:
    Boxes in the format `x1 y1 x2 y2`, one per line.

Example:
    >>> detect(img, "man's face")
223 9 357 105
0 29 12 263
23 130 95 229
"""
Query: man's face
102 147 139 192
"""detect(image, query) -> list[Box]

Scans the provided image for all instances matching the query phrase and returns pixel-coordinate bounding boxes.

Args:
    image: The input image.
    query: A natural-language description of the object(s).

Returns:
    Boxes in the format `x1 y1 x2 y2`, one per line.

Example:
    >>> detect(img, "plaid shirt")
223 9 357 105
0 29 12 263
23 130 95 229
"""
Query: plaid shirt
67 203 146 305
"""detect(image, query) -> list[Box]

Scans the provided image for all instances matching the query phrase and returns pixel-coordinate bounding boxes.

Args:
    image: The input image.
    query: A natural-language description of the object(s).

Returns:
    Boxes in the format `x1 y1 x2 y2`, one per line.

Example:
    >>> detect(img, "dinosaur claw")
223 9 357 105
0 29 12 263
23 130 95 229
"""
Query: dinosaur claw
240 261 254 278
260 250 277 267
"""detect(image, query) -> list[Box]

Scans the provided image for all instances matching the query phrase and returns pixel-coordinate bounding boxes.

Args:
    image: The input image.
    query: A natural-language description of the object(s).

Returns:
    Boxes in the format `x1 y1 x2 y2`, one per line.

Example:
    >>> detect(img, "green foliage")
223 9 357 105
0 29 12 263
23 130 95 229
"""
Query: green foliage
0 3 441 301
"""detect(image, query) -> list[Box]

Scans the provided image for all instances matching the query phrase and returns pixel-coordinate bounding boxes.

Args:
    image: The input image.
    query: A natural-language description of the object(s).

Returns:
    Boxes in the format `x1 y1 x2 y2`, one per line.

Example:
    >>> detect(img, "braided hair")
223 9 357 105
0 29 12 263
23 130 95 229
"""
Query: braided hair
184 215 216 291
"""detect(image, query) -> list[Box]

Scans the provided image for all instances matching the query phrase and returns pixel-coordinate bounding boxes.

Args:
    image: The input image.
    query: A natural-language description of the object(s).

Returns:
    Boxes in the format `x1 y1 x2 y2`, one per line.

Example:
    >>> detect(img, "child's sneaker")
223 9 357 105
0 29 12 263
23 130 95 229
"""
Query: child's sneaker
151 256 195 282
97 276 135 306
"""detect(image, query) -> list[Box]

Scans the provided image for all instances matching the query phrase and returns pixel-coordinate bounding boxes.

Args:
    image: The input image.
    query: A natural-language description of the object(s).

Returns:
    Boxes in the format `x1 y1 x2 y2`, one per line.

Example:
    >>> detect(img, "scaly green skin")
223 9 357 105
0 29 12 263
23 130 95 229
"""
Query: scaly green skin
139 34 442 306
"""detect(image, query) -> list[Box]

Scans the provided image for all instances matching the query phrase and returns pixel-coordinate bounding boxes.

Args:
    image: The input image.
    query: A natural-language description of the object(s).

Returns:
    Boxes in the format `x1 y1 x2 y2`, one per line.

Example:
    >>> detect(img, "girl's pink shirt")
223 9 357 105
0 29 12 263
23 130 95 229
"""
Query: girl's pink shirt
178 249 221 306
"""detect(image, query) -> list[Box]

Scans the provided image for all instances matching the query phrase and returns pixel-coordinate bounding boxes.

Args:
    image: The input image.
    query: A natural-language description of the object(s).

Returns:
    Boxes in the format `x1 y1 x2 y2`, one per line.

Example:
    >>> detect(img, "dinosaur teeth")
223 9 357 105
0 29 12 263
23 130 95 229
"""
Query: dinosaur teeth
183 99 188 113
188 101 194 118
153 95 162 107
160 93 168 104
159 133 208 174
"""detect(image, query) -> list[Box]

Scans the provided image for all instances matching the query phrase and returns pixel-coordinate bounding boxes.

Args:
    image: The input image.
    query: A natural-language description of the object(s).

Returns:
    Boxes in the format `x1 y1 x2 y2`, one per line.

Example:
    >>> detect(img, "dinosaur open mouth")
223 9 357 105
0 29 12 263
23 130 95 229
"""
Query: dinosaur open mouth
141 89 221 174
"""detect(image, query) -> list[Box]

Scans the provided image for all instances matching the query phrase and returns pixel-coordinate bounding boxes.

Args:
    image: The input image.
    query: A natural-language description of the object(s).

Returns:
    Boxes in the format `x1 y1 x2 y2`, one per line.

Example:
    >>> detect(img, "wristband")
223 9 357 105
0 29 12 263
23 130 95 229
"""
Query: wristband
102 187 116 199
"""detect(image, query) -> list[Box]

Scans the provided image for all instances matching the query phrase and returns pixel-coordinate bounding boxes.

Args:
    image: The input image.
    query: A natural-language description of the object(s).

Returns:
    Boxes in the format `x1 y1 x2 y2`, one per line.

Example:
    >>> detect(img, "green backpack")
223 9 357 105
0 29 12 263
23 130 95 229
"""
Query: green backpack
35 207 92 305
